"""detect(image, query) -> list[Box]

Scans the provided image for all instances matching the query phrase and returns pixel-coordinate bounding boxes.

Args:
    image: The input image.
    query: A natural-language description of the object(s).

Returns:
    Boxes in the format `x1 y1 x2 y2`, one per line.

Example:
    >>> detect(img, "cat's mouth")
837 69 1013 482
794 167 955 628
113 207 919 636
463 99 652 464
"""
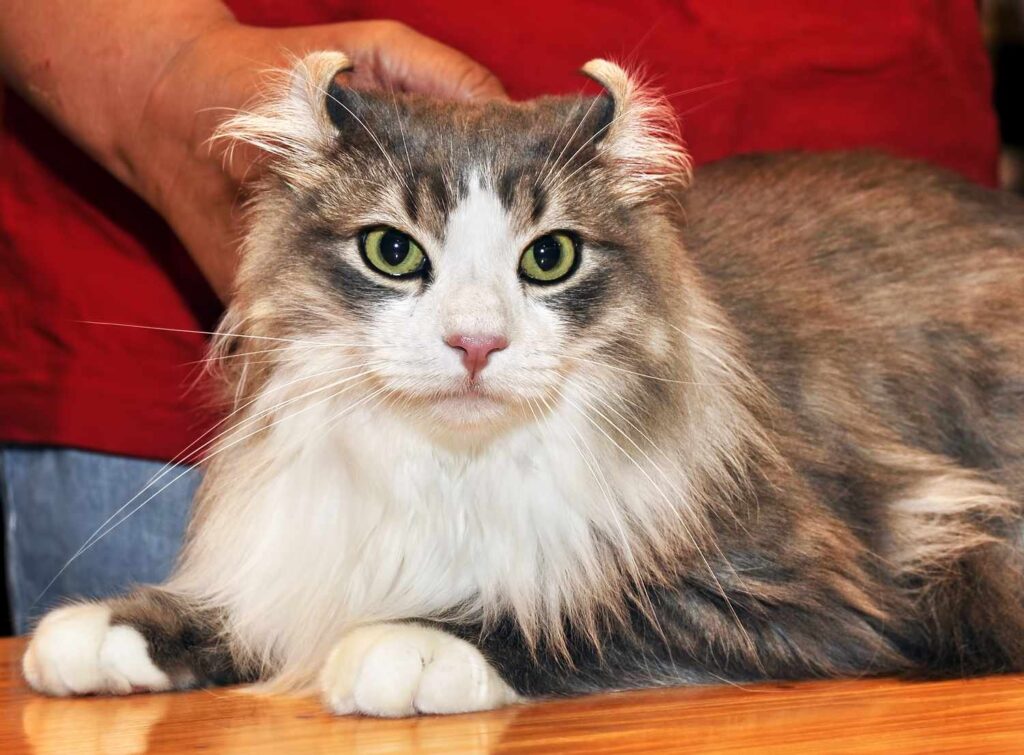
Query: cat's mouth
390 377 532 432
429 382 510 422
434 383 502 404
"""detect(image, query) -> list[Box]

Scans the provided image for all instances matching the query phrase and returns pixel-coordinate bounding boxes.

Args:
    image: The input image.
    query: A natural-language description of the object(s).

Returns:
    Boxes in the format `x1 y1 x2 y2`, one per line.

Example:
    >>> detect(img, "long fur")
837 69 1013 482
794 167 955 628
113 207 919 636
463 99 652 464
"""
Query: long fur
25 54 1024 702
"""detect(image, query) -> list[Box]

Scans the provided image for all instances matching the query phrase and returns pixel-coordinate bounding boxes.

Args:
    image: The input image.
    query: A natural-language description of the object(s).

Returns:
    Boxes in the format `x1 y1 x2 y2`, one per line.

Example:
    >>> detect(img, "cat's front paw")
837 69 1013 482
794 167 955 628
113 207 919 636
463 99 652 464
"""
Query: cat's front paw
320 623 518 717
23 604 172 696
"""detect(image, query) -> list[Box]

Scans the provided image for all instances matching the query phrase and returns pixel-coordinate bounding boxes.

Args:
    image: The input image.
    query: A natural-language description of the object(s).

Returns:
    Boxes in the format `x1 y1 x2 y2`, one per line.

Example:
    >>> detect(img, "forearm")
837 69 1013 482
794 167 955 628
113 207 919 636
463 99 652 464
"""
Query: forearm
0 0 234 194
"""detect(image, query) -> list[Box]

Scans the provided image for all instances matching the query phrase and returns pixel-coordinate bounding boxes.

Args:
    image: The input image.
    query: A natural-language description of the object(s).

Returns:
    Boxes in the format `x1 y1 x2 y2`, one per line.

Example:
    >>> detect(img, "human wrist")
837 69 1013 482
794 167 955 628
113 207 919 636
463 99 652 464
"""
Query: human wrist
123 21 276 301
112 13 245 202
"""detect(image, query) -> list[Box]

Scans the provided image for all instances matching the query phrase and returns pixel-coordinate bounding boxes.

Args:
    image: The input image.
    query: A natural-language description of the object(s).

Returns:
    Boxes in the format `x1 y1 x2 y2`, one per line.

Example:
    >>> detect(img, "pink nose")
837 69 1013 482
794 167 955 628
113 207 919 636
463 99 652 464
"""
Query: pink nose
445 333 508 379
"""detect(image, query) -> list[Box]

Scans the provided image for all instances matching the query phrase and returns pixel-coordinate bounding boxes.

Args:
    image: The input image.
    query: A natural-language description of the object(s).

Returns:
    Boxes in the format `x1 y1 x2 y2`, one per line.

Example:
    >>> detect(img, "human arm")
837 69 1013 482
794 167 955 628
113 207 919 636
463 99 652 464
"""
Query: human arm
0 1 505 299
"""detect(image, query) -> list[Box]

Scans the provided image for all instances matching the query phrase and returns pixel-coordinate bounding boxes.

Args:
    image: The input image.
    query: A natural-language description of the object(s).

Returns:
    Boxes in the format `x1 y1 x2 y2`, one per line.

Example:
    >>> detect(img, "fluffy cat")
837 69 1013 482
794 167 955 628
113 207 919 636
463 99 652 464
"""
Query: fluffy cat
22 53 1024 717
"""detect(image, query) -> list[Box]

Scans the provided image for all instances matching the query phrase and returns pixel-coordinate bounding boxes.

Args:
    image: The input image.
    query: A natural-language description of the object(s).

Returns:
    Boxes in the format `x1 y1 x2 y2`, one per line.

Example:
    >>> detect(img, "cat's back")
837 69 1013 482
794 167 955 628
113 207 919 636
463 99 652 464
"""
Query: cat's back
681 152 1024 486
682 151 1024 347
682 151 1024 313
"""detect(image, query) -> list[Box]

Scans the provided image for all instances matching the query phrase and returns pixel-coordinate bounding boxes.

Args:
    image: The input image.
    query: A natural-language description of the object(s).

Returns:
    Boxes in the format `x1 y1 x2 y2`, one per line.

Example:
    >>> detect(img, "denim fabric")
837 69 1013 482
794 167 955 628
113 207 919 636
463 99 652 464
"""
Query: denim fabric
0 447 199 634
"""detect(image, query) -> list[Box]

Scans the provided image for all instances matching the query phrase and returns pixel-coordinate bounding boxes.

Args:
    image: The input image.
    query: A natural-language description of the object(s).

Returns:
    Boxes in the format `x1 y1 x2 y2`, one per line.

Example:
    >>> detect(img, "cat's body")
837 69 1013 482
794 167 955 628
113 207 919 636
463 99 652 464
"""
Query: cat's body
23 55 1024 716
468 152 1024 696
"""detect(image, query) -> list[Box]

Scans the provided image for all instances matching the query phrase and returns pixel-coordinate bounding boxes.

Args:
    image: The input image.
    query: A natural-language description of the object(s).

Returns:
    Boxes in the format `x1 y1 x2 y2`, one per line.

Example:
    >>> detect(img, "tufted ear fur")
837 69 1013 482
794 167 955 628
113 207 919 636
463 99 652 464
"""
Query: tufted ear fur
579 59 691 203
214 51 355 175
215 53 691 203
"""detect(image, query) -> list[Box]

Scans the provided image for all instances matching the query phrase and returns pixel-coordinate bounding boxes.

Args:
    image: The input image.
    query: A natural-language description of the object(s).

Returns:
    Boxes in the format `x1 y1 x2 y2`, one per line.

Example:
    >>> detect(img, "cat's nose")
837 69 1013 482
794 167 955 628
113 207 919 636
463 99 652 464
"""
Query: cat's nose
445 333 508 380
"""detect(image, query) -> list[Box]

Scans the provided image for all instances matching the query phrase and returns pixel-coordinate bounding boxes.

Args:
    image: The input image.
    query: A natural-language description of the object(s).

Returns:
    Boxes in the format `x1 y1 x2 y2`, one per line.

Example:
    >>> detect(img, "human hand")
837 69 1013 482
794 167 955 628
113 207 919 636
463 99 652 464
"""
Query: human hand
131 20 507 299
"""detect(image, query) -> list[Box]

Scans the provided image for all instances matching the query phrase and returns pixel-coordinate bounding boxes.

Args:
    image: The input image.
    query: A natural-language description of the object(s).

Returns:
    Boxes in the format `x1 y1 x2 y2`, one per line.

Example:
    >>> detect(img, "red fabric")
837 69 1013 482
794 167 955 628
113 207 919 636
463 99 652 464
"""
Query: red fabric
0 1 999 462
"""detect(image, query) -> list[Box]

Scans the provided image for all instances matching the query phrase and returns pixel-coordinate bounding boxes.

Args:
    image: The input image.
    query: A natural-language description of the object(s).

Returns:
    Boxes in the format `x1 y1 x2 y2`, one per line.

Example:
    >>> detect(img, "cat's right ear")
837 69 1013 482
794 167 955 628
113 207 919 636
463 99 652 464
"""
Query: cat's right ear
214 51 357 169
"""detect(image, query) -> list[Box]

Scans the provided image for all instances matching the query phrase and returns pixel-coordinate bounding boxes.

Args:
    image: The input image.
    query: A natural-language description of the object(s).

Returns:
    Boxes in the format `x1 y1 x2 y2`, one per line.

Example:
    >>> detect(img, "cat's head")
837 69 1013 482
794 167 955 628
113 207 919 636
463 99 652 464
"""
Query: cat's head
218 52 694 445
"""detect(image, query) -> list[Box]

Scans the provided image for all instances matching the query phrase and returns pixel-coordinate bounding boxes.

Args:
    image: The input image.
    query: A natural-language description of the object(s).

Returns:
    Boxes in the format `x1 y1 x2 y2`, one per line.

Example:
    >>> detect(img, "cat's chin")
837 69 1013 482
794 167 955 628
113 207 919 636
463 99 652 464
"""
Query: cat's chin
412 383 527 436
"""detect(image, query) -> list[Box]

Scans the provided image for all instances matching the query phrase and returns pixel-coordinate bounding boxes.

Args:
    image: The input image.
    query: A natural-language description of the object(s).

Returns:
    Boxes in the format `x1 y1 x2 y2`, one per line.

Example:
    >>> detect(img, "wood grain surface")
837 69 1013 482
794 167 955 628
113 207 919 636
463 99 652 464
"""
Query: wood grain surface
3 636 1024 753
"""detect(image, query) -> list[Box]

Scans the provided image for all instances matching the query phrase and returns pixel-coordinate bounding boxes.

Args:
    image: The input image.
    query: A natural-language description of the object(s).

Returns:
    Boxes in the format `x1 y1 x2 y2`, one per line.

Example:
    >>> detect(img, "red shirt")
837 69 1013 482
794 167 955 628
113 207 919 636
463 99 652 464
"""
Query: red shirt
0 1 999 462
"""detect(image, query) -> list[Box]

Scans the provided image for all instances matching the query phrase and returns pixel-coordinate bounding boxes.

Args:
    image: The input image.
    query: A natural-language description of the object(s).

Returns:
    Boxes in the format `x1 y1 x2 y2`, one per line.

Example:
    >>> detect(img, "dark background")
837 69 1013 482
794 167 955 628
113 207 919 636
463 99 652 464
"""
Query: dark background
987 0 1024 192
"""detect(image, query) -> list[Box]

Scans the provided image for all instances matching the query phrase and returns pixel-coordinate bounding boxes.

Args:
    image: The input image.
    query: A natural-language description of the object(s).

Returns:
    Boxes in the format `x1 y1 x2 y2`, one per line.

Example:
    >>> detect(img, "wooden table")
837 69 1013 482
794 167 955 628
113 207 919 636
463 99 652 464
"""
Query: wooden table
3 637 1024 753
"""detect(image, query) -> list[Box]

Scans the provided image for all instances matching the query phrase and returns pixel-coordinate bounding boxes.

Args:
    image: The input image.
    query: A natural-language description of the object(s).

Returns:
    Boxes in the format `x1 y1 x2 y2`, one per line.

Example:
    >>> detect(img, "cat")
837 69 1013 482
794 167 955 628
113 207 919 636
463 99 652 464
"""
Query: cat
22 52 1024 717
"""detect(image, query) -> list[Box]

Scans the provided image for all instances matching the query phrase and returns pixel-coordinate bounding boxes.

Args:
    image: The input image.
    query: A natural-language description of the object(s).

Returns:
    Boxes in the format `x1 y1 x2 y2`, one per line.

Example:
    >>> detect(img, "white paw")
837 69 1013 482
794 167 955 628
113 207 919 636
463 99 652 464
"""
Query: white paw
23 604 172 696
320 623 519 717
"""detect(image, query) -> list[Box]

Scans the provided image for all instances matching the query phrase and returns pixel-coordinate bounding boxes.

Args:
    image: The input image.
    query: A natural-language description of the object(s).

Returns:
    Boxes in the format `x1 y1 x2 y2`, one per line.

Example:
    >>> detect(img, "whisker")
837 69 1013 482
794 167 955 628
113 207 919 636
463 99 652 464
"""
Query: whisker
550 382 758 656
184 345 292 367
46 363 384 592
551 350 727 386
542 98 637 194
571 378 759 584
533 393 653 610
661 319 759 382
542 97 648 195
77 320 363 350
533 87 589 191
321 84 411 196
661 78 738 102
35 370 382 605
537 95 600 190
544 149 603 196
676 93 731 119
387 83 416 180
586 384 755 539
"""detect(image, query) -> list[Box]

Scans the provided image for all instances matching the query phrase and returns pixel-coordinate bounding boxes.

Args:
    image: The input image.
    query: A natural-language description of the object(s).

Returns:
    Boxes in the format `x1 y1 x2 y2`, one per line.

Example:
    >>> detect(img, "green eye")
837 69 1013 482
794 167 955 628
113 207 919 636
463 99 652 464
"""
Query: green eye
360 227 428 278
519 232 578 284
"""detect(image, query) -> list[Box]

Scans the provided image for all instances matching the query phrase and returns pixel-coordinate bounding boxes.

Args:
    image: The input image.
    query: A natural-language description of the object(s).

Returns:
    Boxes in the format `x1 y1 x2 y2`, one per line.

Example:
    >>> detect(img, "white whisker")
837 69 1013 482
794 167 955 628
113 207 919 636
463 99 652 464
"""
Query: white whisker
35 369 382 606
537 96 600 190
550 382 758 655
552 349 726 386
77 320 364 350
36 362 384 605
320 84 411 196
533 88 588 191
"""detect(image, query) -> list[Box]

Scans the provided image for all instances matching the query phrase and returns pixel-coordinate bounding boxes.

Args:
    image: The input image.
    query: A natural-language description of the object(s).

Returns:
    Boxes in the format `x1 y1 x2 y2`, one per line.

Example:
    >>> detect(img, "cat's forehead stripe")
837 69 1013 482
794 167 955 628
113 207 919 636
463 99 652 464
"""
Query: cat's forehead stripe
401 168 467 242
496 166 548 227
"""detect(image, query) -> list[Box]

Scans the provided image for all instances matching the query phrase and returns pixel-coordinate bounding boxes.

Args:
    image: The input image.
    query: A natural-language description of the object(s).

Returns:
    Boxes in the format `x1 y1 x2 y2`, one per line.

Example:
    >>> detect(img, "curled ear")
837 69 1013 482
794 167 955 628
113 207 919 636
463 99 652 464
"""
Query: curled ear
291 51 356 133
214 51 355 167
579 59 691 202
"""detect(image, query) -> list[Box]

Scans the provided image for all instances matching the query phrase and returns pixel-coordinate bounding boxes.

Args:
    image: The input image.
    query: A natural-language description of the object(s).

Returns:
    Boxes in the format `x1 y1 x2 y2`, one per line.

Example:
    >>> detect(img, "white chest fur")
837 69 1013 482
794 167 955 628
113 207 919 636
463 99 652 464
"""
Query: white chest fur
170 380 653 685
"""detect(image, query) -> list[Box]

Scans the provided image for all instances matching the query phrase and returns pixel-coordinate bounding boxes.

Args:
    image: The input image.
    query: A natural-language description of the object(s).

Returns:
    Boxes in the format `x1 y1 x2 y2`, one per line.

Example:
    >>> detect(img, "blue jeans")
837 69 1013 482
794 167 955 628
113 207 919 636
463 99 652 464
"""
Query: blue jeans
0 447 199 634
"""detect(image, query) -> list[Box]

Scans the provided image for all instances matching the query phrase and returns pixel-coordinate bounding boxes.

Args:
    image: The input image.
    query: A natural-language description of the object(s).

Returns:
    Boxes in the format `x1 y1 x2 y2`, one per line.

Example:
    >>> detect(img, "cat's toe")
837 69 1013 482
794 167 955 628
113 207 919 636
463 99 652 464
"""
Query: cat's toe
413 635 510 715
320 623 518 717
23 604 171 696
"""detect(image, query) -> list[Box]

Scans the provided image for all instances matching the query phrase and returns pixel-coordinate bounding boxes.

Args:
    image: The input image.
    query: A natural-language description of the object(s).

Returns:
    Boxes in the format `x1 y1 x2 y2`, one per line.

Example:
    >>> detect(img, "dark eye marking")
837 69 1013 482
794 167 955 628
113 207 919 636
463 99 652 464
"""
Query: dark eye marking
544 268 613 329
300 225 404 318
324 251 406 317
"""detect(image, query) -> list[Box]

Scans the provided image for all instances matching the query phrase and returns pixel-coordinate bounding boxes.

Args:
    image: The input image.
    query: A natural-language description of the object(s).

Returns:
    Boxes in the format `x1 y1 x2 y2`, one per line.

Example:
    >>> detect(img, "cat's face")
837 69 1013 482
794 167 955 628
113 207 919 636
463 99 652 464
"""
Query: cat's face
226 55 691 444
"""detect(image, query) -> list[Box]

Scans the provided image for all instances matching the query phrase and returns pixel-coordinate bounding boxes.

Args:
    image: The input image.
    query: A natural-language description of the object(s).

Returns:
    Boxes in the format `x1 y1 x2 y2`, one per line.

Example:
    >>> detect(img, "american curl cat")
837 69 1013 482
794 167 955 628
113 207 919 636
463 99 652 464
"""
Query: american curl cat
22 53 1024 717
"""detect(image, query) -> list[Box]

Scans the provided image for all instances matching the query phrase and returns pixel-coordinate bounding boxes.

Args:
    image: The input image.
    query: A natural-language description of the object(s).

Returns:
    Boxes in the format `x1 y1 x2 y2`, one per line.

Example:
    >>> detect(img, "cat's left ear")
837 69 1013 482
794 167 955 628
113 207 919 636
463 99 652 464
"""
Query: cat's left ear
580 59 691 203
214 51 360 178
